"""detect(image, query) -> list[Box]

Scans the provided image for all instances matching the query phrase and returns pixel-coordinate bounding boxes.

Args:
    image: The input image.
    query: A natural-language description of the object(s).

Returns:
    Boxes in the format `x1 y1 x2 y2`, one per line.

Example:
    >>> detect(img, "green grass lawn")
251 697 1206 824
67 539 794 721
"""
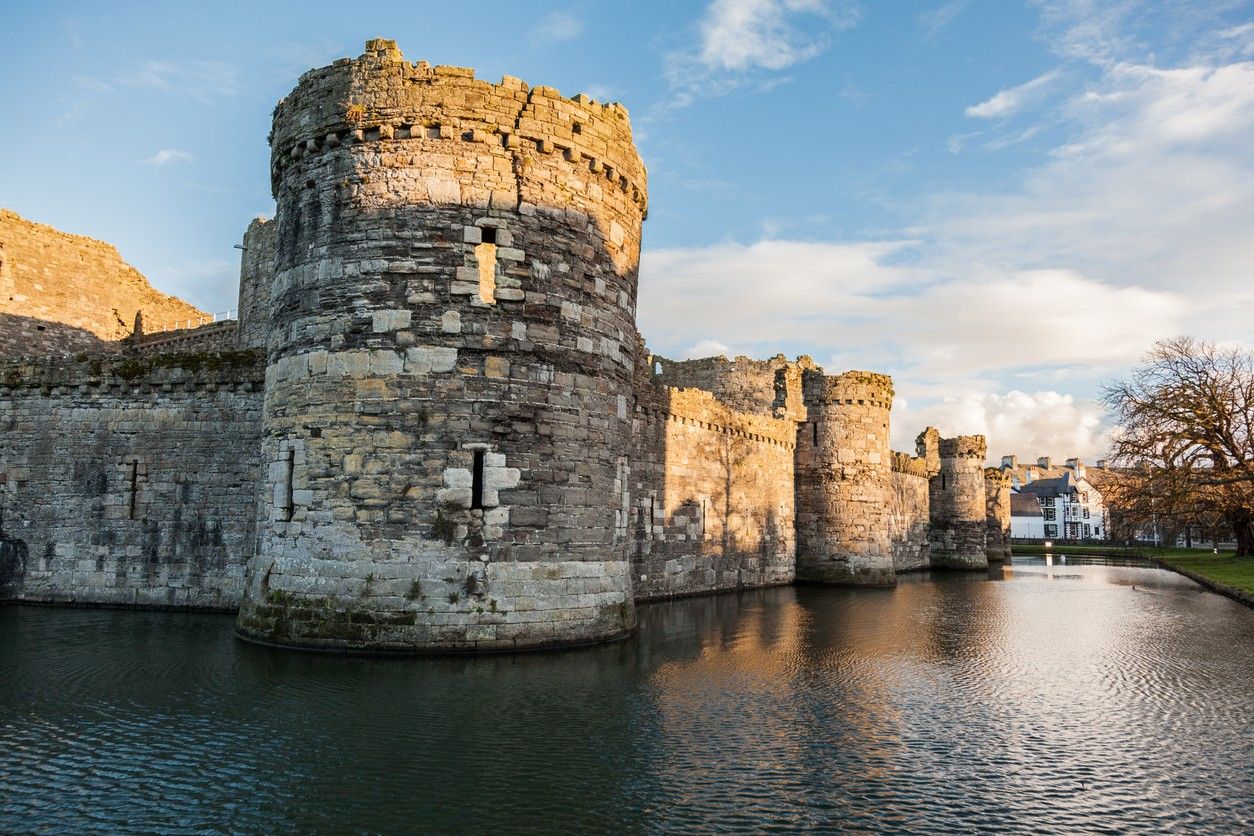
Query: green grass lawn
1156 553 1254 596
1012 544 1254 595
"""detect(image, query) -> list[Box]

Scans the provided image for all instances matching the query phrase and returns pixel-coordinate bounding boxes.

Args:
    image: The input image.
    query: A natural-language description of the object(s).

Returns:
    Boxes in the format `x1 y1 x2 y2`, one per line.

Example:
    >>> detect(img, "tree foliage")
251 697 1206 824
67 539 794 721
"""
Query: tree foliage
1102 337 1254 556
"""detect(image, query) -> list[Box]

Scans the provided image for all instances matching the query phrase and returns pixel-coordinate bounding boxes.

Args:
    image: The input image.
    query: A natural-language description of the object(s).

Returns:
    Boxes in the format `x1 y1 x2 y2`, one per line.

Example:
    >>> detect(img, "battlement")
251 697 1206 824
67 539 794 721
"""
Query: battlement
650 352 815 421
268 40 647 218
644 385 798 448
0 349 264 392
892 452 930 478
803 369 894 409
939 435 987 459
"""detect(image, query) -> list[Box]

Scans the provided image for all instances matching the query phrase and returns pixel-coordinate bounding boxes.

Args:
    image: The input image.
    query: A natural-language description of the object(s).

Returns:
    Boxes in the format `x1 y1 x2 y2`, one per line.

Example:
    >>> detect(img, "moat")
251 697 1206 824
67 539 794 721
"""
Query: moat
2 559 1251 832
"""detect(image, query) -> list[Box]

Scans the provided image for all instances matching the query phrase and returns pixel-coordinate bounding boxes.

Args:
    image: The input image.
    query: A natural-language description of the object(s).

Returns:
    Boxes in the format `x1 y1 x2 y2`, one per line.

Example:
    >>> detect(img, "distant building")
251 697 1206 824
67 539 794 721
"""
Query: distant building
1001 456 1112 541
1010 492 1045 539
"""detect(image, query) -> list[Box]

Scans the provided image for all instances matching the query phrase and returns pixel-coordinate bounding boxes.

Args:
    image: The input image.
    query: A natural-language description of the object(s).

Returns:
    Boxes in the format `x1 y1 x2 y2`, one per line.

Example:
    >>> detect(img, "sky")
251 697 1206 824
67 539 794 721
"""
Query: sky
2 0 1252 461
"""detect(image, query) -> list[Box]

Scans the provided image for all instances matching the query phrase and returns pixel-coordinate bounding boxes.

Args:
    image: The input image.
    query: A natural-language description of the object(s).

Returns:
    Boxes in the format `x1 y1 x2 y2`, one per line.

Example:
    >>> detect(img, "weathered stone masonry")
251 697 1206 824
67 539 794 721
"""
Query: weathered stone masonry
0 352 263 608
0 39 1009 653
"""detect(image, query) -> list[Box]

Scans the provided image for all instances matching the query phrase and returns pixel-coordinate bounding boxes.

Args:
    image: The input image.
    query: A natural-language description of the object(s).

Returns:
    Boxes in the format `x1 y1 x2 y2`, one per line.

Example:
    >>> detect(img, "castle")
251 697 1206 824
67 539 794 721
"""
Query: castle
0 40 1011 653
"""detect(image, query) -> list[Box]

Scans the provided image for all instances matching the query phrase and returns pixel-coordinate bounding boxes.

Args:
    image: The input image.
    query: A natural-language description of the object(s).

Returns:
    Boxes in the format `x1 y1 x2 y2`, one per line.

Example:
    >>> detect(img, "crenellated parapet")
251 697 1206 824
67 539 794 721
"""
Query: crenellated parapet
891 451 929 478
268 39 646 276
650 353 814 421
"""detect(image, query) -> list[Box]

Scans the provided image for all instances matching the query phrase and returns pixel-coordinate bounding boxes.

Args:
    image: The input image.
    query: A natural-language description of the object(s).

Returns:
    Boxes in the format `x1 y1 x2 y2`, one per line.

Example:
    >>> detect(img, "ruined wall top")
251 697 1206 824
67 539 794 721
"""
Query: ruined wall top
268 39 647 216
803 369 894 410
892 451 930 478
940 435 988 460
0 209 206 358
650 353 816 421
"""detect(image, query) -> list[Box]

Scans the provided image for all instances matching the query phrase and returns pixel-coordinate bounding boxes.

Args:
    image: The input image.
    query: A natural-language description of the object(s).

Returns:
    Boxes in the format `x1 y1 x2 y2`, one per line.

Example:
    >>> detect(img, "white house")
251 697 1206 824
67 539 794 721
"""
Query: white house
1014 471 1108 541
1010 492 1045 539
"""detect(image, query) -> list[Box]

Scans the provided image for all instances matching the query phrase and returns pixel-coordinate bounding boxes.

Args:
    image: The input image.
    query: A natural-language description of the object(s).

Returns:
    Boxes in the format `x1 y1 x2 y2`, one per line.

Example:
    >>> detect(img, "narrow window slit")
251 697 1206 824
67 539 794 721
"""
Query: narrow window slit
281 449 295 521
812 421 818 445
474 229 497 304
127 460 139 520
471 450 486 510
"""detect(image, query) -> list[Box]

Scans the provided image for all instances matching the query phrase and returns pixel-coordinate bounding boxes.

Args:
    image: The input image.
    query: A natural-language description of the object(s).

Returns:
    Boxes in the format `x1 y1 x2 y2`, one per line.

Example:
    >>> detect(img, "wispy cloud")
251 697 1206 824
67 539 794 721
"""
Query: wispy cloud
658 0 858 112
531 11 584 42
144 149 193 166
918 0 970 40
114 59 240 101
966 69 1063 118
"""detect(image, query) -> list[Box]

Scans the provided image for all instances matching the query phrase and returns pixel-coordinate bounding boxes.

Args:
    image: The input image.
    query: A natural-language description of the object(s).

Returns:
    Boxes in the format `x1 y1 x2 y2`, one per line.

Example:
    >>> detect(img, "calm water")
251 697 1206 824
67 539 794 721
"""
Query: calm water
2 559 1252 833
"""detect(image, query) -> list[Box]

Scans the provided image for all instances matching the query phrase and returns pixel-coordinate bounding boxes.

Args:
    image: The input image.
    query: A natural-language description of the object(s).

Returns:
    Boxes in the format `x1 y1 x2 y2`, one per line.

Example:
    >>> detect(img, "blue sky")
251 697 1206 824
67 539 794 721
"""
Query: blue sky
2 1 1252 459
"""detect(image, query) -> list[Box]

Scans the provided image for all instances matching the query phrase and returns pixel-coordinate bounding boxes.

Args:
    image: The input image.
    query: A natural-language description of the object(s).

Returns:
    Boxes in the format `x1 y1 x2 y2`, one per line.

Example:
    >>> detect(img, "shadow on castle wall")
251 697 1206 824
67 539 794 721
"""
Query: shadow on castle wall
0 312 114 359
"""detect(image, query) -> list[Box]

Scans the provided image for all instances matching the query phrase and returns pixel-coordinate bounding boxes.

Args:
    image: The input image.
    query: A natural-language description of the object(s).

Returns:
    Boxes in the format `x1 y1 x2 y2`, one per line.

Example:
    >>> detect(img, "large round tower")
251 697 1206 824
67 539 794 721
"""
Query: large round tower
794 370 896 586
236 40 647 652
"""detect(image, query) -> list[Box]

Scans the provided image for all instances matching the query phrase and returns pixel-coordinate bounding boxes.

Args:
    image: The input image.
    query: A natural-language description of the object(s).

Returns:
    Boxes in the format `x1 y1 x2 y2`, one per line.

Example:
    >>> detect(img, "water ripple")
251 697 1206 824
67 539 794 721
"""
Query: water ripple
1 561 1252 832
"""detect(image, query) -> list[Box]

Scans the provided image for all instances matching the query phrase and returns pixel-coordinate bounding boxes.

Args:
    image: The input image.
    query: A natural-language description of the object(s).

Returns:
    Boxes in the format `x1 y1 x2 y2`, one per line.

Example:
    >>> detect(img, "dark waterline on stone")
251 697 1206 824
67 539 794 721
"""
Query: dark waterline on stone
2 560 1252 832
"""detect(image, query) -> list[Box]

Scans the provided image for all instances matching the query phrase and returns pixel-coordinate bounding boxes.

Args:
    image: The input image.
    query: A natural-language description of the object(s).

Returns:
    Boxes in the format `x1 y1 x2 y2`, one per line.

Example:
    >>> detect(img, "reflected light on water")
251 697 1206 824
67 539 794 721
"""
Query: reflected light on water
1 560 1251 832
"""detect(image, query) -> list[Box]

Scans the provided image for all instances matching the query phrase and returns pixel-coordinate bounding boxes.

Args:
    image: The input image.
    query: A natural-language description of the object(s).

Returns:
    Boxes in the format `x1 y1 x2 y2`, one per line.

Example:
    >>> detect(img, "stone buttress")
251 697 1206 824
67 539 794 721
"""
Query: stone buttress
795 370 896 586
235 39 647 651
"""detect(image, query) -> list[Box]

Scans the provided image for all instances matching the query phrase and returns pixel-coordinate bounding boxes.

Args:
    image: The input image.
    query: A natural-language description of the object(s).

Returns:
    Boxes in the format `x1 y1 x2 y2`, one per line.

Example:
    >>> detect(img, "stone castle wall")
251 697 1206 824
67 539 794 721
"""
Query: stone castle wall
0 351 264 608
236 217 275 350
0 209 206 357
984 467 1012 563
889 452 930 572
653 354 812 421
630 381 796 600
0 40 1001 653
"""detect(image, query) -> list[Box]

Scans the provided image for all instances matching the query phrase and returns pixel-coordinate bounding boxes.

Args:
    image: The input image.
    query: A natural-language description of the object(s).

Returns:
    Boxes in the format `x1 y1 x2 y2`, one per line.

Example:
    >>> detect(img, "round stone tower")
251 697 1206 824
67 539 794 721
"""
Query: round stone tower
927 435 989 570
235 40 647 652
795 370 896 586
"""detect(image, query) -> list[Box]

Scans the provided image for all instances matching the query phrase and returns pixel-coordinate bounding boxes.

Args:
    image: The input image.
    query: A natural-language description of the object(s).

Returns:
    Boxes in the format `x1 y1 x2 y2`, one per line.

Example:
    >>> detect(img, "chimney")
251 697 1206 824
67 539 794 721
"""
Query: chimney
1067 457 1085 479
1001 455 1017 468
1037 456 1052 469
1097 459 1108 469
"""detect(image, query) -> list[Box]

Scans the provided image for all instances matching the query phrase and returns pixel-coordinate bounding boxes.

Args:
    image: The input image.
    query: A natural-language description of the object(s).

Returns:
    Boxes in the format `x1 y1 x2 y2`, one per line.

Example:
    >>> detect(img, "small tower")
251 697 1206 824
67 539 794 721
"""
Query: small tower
920 430 988 570
236 40 648 652
795 370 895 586
984 467 1012 563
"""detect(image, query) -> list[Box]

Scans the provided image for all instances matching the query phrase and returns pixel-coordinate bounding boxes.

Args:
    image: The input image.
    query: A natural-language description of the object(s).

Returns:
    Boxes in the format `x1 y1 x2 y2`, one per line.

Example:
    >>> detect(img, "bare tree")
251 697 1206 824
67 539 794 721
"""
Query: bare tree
1103 337 1254 556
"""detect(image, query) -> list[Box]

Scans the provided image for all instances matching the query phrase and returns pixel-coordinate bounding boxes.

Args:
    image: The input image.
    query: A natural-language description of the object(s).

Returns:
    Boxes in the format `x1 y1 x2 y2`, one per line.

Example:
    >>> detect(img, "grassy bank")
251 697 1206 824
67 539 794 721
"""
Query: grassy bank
1012 544 1254 599
1155 553 1254 597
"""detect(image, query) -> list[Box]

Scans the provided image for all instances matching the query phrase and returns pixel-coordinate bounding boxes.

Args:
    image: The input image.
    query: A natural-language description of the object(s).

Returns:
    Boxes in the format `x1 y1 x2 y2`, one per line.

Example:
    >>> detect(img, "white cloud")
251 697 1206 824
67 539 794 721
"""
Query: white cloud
144 149 193 166
697 0 842 71
925 57 1254 339
966 69 1063 118
658 0 857 111
891 390 1109 462
681 339 735 359
531 11 583 42
639 242 1182 381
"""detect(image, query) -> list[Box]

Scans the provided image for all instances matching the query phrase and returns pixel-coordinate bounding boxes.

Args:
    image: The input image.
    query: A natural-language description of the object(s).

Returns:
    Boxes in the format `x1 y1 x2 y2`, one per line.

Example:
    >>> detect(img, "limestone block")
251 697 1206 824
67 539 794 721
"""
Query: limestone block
372 309 412 332
484 467 521 489
484 356 510 379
